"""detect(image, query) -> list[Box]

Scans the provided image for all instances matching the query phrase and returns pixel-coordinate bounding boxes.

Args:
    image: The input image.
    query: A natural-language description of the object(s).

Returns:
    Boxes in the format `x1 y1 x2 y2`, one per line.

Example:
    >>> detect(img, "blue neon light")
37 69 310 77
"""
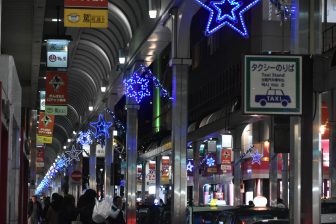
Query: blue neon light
77 130 93 146
251 150 263 165
90 114 113 140
187 160 194 172
206 157 215 167
194 0 261 37
124 65 172 104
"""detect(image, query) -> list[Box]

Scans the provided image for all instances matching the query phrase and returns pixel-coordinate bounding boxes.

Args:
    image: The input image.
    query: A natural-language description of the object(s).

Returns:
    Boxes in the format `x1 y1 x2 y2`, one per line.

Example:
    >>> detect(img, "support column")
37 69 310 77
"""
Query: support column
329 89 336 197
104 126 113 197
193 142 200 206
269 117 278 206
30 110 38 189
170 7 191 223
155 156 161 199
89 143 96 190
125 104 139 224
233 128 243 205
141 161 146 201
282 153 289 206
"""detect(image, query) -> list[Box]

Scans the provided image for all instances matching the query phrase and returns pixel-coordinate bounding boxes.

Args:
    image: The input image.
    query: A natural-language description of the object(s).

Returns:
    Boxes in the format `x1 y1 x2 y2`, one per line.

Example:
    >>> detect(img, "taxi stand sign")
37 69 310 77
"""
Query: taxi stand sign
244 55 302 115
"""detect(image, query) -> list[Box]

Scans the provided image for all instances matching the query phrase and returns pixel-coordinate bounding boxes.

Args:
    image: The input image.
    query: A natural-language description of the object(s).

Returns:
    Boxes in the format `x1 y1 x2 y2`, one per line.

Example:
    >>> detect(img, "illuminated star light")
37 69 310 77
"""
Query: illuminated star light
251 150 263 165
77 130 93 146
206 157 215 167
194 0 261 37
124 70 151 104
65 145 83 162
187 160 194 172
90 114 113 139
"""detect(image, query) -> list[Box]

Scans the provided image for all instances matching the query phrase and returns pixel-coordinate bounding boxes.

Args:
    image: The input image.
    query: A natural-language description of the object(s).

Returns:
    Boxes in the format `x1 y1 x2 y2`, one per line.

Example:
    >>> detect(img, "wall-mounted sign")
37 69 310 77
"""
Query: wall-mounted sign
40 91 45 111
47 39 69 68
36 146 44 173
221 149 232 173
45 71 67 115
244 55 302 115
64 8 108 28
65 0 108 7
37 112 55 144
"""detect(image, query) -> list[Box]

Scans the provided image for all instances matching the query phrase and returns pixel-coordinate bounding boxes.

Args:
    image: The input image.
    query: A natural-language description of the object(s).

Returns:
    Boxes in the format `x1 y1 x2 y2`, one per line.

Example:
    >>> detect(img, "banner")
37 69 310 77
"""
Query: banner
36 146 44 173
47 39 69 68
65 0 108 8
221 149 232 173
37 112 55 144
40 91 45 111
64 8 108 28
45 71 67 115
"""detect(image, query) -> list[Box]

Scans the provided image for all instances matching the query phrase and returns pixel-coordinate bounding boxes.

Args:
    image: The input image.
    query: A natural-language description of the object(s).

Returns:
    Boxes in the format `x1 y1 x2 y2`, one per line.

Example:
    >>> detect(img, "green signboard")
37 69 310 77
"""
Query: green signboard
244 55 302 115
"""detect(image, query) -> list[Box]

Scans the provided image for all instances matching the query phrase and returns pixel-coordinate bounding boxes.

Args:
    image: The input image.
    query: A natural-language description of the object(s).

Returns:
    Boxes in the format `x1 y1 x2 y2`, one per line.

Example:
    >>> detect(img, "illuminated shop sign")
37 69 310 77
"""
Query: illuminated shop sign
47 39 69 68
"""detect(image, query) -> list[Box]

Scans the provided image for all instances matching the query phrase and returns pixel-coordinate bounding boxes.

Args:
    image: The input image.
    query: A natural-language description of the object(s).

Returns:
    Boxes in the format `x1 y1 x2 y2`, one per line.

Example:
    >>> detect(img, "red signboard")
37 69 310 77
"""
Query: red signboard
46 71 67 106
64 0 108 8
37 112 55 137
149 162 155 170
71 170 82 182
36 147 44 173
221 149 232 164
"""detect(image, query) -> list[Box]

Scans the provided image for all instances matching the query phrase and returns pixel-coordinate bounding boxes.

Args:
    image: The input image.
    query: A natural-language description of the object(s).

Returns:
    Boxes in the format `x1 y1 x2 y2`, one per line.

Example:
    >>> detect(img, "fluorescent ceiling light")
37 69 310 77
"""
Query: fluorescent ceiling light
51 18 62 22
101 86 107 93
149 10 157 18
119 57 126 64
88 106 94 111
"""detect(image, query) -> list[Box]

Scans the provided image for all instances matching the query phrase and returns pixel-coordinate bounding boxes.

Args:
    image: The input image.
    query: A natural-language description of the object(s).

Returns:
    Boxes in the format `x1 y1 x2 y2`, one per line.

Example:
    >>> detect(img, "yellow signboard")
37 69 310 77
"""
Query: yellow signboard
64 8 108 28
37 135 53 144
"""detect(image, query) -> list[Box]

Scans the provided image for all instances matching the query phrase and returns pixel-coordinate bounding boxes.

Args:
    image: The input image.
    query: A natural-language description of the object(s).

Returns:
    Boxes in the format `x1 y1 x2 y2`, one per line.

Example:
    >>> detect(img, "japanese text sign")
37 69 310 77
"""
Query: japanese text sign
45 71 68 115
47 39 69 68
64 8 108 28
37 112 55 144
244 55 302 115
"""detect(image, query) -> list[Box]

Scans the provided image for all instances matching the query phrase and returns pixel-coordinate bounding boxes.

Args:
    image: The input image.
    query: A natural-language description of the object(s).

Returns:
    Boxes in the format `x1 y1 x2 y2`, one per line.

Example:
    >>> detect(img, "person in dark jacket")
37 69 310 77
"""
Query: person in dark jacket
28 195 42 224
59 194 78 224
42 196 50 222
106 196 125 224
46 193 63 224
77 189 98 224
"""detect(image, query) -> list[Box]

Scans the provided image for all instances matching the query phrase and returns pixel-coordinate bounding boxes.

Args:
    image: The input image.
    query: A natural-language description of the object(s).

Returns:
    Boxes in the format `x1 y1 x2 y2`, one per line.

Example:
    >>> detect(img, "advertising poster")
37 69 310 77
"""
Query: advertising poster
221 148 232 173
161 157 170 184
37 112 55 144
45 71 68 115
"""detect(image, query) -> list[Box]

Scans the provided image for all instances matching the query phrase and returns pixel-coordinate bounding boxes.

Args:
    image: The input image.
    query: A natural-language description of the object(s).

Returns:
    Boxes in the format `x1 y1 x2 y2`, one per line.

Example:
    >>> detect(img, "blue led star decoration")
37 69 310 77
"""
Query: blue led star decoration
194 0 261 37
77 130 93 146
124 70 151 104
206 157 216 167
251 150 263 165
187 160 194 172
90 114 113 140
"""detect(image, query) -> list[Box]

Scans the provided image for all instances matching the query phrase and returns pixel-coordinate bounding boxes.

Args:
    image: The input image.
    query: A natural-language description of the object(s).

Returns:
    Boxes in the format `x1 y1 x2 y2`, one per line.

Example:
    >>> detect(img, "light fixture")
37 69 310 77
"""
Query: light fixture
101 79 108 93
51 18 62 22
88 101 94 111
67 139 71 143
118 49 126 64
63 146 66 149
148 0 158 18
113 130 118 136
73 131 76 135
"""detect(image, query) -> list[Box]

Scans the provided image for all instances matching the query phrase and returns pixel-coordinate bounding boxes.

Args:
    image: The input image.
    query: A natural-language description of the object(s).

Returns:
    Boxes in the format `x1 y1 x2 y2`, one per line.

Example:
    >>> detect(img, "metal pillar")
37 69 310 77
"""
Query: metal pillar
141 161 146 201
155 156 161 199
233 128 243 206
290 0 322 223
125 104 139 224
89 143 96 190
329 90 336 197
169 6 191 223
30 110 38 189
282 153 289 206
269 117 278 206
105 124 113 197
193 142 200 206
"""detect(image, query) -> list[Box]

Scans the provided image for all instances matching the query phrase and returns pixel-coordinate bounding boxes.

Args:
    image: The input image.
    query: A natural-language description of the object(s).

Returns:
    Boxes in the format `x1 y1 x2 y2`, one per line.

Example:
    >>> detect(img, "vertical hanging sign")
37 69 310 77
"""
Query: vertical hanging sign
37 112 55 144
45 71 68 115
36 146 45 173
221 148 232 173
161 156 170 184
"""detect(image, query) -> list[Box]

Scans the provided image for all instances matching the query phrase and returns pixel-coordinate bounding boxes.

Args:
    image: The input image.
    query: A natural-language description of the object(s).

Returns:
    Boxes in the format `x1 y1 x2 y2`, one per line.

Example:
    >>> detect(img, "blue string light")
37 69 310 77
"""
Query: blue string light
105 107 126 134
90 114 113 146
124 65 172 104
65 145 83 162
251 150 263 165
77 130 93 146
194 0 261 37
